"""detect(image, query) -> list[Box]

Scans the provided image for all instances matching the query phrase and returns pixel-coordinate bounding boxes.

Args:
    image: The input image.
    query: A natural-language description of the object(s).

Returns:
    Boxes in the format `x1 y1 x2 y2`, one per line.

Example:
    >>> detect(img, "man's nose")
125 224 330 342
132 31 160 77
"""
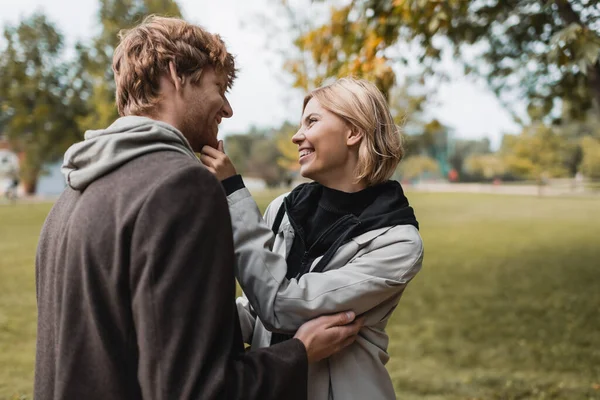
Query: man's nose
222 97 233 118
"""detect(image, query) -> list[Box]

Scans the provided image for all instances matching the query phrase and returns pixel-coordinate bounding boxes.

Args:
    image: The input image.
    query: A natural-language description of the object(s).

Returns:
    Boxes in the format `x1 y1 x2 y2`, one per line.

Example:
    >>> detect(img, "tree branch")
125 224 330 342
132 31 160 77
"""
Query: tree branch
555 0 600 112
555 0 583 25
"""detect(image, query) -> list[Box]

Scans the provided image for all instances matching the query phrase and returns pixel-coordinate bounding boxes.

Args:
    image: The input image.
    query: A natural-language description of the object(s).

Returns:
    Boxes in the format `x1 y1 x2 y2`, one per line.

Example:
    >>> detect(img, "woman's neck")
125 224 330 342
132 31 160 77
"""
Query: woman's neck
314 152 366 192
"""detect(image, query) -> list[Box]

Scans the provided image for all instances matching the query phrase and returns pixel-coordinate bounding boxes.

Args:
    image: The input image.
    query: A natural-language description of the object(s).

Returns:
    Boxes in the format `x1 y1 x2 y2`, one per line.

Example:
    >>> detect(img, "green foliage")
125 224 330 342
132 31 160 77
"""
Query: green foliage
225 123 294 187
397 155 440 180
403 120 453 176
0 2 184 194
448 137 492 177
281 2 396 96
580 136 600 178
498 112 600 181
247 139 288 187
0 14 87 193
465 153 506 179
501 123 570 180
3 193 600 398
285 0 600 120
223 131 257 175
276 122 301 173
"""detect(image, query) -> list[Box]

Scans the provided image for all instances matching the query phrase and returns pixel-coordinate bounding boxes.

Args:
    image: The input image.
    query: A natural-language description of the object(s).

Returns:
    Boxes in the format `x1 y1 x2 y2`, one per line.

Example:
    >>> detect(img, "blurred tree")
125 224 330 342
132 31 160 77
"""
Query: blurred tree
449 138 492 178
553 112 600 175
225 124 293 187
501 123 569 182
283 2 397 97
397 155 440 181
247 138 290 187
403 119 453 176
276 122 301 173
77 0 183 131
580 136 600 178
274 0 436 116
224 130 258 175
286 0 600 120
465 154 506 180
0 13 87 194
387 83 429 134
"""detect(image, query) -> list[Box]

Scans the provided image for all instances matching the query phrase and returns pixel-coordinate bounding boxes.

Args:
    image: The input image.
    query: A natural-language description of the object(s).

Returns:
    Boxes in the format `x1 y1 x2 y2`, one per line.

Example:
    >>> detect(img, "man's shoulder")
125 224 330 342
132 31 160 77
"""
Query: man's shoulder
131 151 204 174
118 151 214 186
82 150 219 209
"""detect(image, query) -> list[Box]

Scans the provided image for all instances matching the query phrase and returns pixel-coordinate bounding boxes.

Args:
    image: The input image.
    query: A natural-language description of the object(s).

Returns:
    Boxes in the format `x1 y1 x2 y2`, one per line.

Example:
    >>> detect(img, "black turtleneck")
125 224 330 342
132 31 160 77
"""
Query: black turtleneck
221 176 418 282
286 184 382 280
220 177 419 347
304 185 381 248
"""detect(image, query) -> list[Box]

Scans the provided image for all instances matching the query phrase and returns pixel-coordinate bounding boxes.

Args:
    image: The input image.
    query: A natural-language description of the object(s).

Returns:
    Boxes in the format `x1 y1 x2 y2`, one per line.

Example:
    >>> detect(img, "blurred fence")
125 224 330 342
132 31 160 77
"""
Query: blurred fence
410 178 600 197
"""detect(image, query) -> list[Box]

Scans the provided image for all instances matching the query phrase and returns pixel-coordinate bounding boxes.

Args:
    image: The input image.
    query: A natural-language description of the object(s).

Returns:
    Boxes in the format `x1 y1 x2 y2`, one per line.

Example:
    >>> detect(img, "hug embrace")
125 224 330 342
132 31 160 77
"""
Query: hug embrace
35 15 423 400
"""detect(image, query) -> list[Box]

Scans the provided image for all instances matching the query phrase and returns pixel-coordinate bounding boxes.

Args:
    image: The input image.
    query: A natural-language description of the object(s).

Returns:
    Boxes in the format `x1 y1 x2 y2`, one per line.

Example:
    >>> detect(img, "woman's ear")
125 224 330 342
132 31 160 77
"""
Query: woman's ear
346 127 363 147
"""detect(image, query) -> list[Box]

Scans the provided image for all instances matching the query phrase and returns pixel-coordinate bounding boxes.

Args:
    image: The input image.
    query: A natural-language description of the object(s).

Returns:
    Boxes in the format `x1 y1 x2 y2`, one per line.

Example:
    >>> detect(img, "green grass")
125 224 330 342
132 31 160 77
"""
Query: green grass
1 193 599 399
0 203 53 400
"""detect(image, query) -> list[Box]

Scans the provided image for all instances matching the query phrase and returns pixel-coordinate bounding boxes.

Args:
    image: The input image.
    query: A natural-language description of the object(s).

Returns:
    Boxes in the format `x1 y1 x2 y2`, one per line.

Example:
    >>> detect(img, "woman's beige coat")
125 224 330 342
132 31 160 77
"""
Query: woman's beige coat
228 188 424 400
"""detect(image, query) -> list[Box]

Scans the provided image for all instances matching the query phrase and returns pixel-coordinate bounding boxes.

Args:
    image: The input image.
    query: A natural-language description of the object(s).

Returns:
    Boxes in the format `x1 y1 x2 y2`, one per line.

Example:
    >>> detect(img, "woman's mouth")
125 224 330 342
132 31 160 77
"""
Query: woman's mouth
299 149 314 163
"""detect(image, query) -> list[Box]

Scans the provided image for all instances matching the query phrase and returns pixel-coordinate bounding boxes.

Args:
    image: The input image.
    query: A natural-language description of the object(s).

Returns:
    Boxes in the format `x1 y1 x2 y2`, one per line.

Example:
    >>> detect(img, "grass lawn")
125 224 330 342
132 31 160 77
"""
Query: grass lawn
1 192 599 399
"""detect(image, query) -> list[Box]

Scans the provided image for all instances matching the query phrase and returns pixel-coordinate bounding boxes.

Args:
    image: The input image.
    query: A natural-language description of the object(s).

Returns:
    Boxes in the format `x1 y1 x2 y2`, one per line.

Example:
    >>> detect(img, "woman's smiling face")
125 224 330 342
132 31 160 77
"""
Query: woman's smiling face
292 98 357 185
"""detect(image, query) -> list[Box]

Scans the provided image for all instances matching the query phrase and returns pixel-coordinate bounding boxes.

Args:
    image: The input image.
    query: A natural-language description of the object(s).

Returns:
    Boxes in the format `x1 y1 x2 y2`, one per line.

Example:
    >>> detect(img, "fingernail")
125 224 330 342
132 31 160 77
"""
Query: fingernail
345 311 355 321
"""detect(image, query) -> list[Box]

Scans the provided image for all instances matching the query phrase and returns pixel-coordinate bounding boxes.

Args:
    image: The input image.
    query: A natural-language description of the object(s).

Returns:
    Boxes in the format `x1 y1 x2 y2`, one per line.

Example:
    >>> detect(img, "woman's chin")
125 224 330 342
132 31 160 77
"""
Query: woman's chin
299 166 313 181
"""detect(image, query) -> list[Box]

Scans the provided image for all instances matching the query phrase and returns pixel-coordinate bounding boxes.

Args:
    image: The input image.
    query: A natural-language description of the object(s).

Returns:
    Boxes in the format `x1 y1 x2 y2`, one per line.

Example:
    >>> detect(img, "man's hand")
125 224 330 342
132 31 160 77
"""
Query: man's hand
293 311 365 363
200 141 238 181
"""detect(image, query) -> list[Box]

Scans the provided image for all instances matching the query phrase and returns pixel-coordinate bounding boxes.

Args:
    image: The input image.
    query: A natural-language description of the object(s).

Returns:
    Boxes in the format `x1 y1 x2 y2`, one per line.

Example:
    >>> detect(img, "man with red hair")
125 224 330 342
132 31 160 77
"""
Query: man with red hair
35 16 362 400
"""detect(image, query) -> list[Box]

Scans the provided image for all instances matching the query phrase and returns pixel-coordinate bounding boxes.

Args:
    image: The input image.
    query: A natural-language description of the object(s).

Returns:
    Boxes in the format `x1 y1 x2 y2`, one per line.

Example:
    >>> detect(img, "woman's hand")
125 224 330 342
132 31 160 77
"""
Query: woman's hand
199 140 238 181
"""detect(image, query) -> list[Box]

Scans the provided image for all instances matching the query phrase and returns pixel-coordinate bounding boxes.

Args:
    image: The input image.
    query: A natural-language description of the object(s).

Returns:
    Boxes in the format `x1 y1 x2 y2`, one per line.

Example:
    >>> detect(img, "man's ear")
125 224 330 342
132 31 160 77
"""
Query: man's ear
347 127 363 147
168 61 185 92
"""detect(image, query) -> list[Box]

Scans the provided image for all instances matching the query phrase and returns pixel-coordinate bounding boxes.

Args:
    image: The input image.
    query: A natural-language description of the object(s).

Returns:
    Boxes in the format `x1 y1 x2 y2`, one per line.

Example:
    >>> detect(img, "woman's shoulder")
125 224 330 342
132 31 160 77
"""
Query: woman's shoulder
382 224 422 253
344 224 423 283
354 224 423 256
360 225 423 279
265 193 287 212
263 192 290 225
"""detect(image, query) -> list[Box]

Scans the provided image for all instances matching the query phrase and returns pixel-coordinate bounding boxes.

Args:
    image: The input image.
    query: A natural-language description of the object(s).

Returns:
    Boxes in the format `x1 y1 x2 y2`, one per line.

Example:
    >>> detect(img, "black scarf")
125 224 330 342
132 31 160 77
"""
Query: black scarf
269 180 418 344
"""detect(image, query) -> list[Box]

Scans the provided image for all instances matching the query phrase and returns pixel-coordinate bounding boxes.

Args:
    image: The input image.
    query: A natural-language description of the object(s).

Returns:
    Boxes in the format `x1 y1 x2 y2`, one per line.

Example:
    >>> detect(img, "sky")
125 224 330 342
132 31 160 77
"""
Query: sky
0 0 522 149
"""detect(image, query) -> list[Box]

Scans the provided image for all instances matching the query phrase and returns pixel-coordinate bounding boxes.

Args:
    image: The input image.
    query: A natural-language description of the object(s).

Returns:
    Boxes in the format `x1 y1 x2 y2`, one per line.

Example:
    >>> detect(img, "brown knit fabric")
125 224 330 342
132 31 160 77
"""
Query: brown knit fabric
35 151 307 400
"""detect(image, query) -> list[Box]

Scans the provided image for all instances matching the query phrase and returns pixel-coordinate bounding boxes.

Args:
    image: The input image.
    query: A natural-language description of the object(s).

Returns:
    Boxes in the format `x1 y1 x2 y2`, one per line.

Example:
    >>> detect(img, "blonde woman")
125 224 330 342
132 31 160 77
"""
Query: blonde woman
201 78 424 400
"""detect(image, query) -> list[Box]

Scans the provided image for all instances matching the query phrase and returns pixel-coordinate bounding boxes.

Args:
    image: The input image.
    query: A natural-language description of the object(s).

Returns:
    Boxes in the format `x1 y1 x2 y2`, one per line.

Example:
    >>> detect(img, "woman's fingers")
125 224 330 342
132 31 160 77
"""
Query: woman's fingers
199 144 238 181
201 145 224 158
199 153 215 167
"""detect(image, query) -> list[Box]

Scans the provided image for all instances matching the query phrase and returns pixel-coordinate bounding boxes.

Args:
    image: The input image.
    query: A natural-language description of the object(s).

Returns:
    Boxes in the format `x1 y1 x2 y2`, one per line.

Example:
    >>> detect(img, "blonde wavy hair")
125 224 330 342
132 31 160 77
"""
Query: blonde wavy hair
303 78 404 186
113 15 236 116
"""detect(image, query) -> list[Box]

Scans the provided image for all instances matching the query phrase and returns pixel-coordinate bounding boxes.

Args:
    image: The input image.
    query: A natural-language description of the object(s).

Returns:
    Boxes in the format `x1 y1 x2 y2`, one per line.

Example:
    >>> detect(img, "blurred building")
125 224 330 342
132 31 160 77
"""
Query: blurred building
0 135 21 196
0 133 9 150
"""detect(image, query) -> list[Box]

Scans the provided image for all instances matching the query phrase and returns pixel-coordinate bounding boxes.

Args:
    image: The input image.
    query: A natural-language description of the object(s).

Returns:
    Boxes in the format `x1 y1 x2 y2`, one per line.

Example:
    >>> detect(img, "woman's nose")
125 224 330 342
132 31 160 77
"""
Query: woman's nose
292 129 305 144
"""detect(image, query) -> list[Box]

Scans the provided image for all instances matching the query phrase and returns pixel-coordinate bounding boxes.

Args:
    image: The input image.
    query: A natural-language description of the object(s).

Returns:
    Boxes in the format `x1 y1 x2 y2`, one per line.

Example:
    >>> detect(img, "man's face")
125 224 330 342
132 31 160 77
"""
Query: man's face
179 66 233 151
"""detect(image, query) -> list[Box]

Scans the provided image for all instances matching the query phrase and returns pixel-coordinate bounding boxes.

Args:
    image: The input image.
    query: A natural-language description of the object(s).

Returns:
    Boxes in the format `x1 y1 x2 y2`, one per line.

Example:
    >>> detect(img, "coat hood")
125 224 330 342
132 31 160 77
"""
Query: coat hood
62 116 198 190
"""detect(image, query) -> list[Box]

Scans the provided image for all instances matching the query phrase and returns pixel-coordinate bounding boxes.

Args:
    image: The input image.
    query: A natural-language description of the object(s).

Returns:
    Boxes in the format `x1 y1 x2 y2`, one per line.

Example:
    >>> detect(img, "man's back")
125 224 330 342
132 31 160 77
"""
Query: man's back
35 150 308 399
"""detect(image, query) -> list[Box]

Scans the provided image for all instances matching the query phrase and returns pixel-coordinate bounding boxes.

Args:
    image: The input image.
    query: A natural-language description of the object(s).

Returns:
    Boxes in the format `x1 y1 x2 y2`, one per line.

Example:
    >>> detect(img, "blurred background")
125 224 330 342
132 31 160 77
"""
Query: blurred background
1 0 599 399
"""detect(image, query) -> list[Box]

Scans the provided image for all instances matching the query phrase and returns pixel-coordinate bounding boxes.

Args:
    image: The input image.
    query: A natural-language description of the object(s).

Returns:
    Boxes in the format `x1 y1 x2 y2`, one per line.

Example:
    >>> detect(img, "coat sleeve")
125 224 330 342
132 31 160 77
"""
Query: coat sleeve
227 188 424 333
236 293 256 344
130 165 307 400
